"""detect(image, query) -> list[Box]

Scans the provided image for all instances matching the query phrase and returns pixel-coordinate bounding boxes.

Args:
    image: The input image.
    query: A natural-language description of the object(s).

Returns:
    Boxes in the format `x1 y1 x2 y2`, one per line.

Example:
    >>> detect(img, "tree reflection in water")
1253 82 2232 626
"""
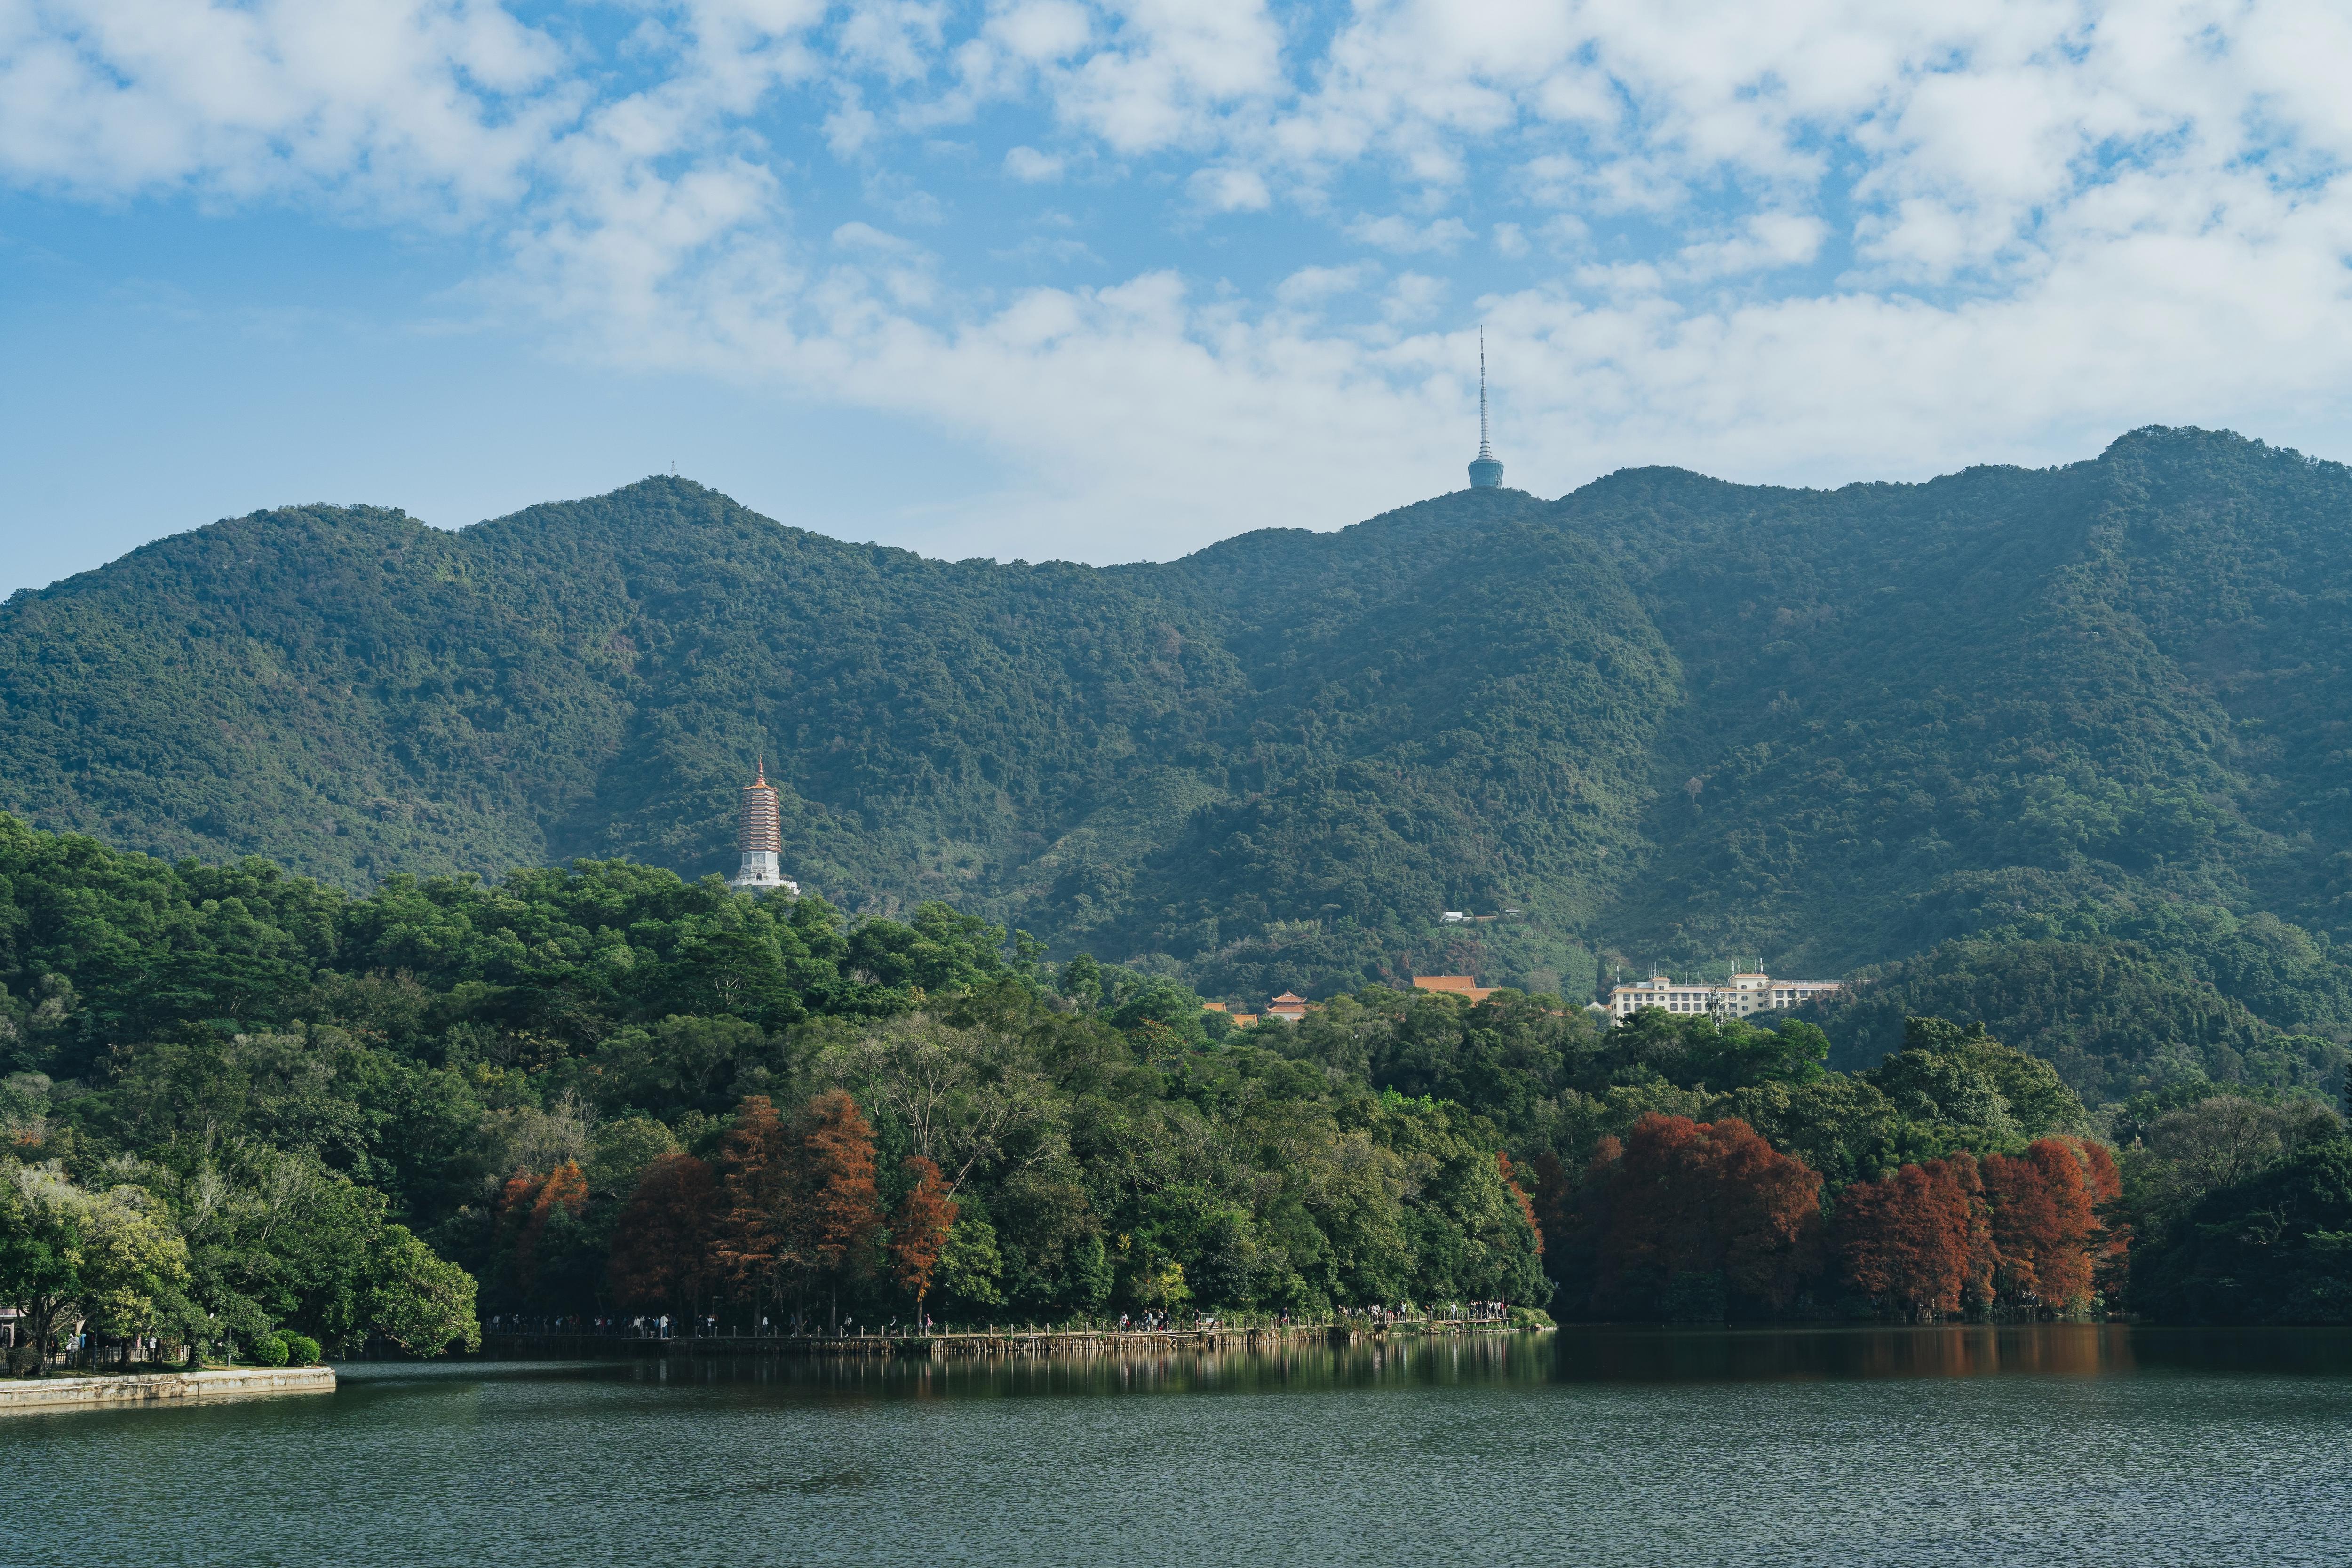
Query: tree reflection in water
593 1322 2352 1404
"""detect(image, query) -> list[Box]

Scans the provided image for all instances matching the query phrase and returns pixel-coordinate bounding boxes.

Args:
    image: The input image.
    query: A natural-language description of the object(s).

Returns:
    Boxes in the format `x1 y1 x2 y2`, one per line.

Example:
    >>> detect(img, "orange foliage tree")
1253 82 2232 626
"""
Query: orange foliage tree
1580 1114 1823 1316
493 1160 590 1299
1835 1152 1994 1320
712 1096 797 1318
889 1156 958 1318
798 1090 885 1313
1982 1138 2099 1313
608 1152 718 1319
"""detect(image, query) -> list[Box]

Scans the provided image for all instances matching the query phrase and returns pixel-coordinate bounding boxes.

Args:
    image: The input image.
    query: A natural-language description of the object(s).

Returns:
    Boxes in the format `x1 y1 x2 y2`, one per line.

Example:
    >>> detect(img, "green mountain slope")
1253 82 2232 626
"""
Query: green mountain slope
8 427 2352 1064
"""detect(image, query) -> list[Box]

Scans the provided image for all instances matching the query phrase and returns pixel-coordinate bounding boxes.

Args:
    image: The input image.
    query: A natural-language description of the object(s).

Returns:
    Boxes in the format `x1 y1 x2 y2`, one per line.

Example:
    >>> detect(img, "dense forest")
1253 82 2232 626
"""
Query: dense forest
7 820 2348 1363
13 426 2352 1050
10 426 2352 1352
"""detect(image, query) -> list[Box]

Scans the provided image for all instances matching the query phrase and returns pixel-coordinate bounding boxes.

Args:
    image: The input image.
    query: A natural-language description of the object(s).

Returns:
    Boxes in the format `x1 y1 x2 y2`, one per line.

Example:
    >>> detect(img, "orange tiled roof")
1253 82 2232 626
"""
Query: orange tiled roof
1413 975 1497 1003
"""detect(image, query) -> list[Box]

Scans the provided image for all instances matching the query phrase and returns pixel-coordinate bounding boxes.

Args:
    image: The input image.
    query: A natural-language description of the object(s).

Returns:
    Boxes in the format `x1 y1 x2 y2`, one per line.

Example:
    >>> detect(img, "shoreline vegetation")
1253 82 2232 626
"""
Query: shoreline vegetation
5 815 2352 1380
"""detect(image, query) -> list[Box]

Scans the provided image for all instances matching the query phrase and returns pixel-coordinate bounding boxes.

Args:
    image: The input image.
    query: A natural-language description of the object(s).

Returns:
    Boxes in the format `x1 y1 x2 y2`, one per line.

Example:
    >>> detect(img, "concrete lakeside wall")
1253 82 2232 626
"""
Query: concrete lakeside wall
481 1320 1537 1361
0 1365 335 1413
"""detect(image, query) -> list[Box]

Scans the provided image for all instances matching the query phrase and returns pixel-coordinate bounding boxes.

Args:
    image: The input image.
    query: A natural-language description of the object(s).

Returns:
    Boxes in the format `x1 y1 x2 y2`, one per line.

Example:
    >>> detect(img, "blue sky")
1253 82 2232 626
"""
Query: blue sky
6 0 2352 595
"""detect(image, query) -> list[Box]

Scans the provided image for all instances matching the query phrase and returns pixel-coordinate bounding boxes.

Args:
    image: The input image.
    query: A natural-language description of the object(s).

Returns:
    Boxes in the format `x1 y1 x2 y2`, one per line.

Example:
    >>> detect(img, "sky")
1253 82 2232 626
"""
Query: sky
5 0 2352 595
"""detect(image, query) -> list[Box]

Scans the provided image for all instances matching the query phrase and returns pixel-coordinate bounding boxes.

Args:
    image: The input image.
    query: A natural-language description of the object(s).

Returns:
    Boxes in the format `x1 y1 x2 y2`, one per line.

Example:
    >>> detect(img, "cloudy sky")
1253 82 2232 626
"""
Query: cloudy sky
5 0 2350 592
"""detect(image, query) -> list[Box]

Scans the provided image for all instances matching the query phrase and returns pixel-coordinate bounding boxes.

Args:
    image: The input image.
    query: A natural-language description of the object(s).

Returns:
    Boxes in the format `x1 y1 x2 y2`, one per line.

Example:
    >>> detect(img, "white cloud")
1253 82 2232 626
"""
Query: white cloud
1381 271 1447 323
12 0 2352 568
1348 215 1474 255
1189 165 1270 212
1671 213 1829 282
1273 263 1373 306
989 0 1093 63
0 0 573 213
1002 144 1065 182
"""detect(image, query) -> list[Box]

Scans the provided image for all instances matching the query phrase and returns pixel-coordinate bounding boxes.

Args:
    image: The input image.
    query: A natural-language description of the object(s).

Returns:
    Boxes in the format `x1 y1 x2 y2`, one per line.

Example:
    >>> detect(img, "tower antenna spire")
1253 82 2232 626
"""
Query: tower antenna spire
1479 328 1492 459
1467 327 1504 488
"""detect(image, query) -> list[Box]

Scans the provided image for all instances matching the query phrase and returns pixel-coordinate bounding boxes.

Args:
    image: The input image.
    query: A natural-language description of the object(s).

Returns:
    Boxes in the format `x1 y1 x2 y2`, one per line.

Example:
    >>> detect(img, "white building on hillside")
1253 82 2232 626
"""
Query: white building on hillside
1607 972 1841 1021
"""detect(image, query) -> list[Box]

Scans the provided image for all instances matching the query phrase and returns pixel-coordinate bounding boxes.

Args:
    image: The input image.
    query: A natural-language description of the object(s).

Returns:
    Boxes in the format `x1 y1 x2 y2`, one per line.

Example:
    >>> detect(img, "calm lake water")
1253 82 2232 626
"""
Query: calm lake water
9 1326 2352 1567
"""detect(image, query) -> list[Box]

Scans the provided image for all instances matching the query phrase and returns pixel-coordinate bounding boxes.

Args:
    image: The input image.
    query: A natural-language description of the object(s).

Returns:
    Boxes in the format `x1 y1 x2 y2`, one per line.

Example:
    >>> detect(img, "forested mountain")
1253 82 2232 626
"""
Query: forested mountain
8 426 2352 1099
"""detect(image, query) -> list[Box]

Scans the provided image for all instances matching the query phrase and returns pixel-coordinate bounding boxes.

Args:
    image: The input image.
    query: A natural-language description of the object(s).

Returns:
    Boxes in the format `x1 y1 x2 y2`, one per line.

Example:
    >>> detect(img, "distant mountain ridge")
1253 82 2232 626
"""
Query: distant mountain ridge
8 427 2352 1084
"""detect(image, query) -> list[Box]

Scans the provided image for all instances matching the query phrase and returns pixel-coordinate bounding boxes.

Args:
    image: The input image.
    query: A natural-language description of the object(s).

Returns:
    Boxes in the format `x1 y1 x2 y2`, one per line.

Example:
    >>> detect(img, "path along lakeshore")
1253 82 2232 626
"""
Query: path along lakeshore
0 1364 335 1413
481 1314 1539 1361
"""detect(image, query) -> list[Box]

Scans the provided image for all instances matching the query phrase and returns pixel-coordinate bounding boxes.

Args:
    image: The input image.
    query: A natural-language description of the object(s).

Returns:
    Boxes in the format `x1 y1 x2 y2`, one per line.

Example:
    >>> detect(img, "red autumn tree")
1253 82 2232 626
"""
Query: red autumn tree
1983 1138 2098 1313
712 1096 797 1300
1583 1114 1823 1314
798 1090 884 1286
1836 1152 1993 1320
889 1156 958 1317
608 1152 718 1316
494 1160 590 1296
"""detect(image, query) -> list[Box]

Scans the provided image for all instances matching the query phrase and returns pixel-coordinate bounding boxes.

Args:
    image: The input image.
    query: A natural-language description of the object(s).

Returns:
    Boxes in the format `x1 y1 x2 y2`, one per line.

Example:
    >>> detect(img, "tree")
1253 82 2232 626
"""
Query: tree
0 1166 82 1370
2130 1131 2352 1323
493 1160 589 1301
148 1143 389 1355
810 1016 1054 1195
607 1152 718 1318
1864 1049 2018 1142
1982 1138 2100 1313
890 1156 957 1319
0 1164 190 1368
712 1096 795 1318
798 1091 884 1303
74 1179 192 1356
934 1212 1005 1308
362 1225 482 1356
1574 1115 1823 1319
1497 1153 1541 1258
2137 1094 2337 1213
1835 1153 1993 1319
1526 1150 1573 1268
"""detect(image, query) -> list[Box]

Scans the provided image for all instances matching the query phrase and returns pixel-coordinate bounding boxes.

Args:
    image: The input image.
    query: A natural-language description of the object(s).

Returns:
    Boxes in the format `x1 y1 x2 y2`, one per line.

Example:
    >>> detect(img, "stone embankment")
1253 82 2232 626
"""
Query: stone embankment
0 1365 335 1413
484 1319 1535 1361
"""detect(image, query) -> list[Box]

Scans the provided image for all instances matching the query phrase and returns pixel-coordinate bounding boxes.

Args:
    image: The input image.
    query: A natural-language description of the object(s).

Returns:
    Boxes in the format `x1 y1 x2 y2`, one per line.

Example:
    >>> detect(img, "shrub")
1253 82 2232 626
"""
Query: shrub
281 1334 322 1367
246 1332 290 1367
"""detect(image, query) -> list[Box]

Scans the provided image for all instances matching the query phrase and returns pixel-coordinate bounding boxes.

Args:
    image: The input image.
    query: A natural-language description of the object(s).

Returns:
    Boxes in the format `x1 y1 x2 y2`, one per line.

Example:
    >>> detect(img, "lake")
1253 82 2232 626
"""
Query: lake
8 1326 2350 1567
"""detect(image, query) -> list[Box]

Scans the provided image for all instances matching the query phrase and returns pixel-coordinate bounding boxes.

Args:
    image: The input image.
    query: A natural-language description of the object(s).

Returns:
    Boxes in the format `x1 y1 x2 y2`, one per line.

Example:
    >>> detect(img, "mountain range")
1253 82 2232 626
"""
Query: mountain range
8 425 2352 1100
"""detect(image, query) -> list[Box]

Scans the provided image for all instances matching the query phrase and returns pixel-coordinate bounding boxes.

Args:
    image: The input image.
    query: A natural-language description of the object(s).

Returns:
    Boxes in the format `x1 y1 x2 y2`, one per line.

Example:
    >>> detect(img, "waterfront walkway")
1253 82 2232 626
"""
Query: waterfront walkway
483 1317 1530 1360
0 1365 336 1413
